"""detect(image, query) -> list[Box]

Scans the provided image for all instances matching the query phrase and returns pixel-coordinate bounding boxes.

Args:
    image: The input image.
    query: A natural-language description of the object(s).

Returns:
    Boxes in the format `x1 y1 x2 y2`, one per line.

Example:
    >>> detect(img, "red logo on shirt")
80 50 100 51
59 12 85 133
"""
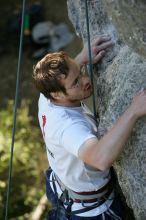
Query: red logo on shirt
42 115 46 137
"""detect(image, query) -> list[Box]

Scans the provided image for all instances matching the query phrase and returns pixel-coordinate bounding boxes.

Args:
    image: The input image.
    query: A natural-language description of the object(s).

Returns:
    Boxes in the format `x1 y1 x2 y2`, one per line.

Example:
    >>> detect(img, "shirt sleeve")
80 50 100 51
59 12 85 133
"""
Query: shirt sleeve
60 120 96 157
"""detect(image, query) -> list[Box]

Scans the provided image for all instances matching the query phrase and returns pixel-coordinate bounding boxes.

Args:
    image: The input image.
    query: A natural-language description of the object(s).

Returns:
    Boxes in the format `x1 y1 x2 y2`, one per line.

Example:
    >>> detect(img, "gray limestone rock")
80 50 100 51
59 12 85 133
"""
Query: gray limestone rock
103 0 146 59
67 0 146 219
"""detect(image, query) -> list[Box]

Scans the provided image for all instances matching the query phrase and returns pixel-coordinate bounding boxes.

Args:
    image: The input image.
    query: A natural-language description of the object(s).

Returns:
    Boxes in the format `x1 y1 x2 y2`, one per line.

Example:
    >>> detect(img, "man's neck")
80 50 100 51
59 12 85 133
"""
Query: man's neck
51 100 81 107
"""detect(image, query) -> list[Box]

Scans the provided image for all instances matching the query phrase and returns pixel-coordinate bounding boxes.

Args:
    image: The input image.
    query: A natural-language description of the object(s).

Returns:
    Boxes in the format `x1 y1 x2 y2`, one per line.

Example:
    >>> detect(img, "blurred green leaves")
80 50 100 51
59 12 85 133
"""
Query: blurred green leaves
0 100 48 219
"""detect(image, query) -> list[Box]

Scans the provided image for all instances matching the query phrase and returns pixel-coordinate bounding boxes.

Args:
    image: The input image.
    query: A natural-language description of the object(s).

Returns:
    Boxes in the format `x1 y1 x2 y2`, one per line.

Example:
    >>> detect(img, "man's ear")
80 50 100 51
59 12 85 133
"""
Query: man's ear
50 91 66 100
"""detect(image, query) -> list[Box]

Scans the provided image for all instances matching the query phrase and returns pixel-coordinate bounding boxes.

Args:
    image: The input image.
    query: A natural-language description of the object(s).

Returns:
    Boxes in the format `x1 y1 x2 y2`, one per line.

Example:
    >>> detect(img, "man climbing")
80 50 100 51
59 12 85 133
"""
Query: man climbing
32 36 146 219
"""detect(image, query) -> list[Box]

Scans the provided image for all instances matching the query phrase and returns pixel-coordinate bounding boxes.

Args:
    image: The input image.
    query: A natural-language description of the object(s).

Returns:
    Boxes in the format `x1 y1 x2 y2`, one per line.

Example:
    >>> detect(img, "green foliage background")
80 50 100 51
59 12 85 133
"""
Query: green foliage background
0 100 48 220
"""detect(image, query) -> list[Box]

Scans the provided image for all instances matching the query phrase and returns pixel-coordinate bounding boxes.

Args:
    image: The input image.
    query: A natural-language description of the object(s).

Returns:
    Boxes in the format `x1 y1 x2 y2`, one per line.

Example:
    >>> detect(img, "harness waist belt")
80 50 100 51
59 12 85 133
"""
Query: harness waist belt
53 173 114 203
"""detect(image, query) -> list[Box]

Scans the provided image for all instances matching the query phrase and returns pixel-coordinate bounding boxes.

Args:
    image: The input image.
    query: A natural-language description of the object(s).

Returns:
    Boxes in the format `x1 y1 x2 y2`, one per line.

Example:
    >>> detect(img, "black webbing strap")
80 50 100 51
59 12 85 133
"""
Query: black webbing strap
65 198 109 216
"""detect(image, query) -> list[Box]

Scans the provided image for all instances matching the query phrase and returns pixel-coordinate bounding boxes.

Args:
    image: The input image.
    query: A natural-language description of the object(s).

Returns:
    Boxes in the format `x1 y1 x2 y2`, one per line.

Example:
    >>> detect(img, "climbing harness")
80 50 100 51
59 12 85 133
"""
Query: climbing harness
54 173 113 204
46 167 123 220
53 171 114 214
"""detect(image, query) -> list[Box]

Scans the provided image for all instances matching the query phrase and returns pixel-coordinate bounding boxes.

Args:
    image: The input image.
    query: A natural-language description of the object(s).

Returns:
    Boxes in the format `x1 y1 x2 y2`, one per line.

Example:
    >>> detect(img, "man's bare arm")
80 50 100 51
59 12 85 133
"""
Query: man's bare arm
78 90 146 170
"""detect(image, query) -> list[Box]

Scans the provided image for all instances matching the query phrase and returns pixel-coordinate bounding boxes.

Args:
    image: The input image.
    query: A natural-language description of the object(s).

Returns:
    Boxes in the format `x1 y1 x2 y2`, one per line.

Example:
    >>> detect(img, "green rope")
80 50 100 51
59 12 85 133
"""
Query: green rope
5 0 26 219
85 0 97 120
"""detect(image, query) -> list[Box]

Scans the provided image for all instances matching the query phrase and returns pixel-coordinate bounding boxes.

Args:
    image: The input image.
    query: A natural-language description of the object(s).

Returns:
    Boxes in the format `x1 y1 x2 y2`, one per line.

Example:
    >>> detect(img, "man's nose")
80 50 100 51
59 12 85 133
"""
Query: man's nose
81 75 91 85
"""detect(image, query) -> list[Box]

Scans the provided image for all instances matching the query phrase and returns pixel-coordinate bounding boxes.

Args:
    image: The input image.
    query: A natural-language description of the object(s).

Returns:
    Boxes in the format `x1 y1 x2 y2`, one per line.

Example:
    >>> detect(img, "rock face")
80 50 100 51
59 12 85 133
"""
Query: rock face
103 0 146 59
67 0 146 219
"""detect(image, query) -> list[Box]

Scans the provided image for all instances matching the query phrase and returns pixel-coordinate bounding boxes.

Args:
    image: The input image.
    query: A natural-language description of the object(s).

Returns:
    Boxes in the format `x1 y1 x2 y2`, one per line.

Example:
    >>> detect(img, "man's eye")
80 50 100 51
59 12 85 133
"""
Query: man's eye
73 78 79 86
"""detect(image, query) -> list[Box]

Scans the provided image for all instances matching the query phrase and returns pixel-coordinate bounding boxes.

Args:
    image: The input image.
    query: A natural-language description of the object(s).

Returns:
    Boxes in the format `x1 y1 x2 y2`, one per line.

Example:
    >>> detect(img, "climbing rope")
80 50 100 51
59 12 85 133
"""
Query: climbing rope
85 0 97 121
5 0 26 219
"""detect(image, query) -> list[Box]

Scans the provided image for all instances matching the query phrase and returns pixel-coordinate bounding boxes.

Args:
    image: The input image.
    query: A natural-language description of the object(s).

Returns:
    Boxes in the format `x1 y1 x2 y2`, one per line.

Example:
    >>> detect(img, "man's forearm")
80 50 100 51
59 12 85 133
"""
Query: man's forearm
79 106 138 171
95 107 137 170
75 52 86 65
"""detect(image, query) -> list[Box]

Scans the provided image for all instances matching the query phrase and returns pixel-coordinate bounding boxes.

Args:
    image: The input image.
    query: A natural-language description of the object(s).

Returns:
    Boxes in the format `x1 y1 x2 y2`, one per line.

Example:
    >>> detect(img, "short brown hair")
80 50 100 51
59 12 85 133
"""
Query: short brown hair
32 51 69 99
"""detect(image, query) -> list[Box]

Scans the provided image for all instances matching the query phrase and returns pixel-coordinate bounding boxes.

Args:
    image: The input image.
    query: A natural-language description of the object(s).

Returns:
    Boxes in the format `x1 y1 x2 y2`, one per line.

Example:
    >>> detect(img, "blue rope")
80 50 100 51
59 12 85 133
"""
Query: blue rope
5 0 26 219
85 0 97 120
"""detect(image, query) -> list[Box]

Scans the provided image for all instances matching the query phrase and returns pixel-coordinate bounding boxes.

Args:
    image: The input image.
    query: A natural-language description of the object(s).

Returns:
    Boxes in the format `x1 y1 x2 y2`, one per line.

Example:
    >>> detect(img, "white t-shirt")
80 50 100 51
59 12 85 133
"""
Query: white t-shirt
38 93 114 216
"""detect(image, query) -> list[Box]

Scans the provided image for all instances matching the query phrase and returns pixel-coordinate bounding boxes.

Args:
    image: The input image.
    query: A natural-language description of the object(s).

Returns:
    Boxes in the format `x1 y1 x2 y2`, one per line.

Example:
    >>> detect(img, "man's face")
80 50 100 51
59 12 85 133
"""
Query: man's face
60 58 92 106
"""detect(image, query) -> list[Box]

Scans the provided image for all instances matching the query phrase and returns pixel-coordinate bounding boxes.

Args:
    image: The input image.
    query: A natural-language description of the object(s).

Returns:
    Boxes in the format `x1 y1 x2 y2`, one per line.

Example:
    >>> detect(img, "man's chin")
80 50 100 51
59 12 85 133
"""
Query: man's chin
82 91 92 100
